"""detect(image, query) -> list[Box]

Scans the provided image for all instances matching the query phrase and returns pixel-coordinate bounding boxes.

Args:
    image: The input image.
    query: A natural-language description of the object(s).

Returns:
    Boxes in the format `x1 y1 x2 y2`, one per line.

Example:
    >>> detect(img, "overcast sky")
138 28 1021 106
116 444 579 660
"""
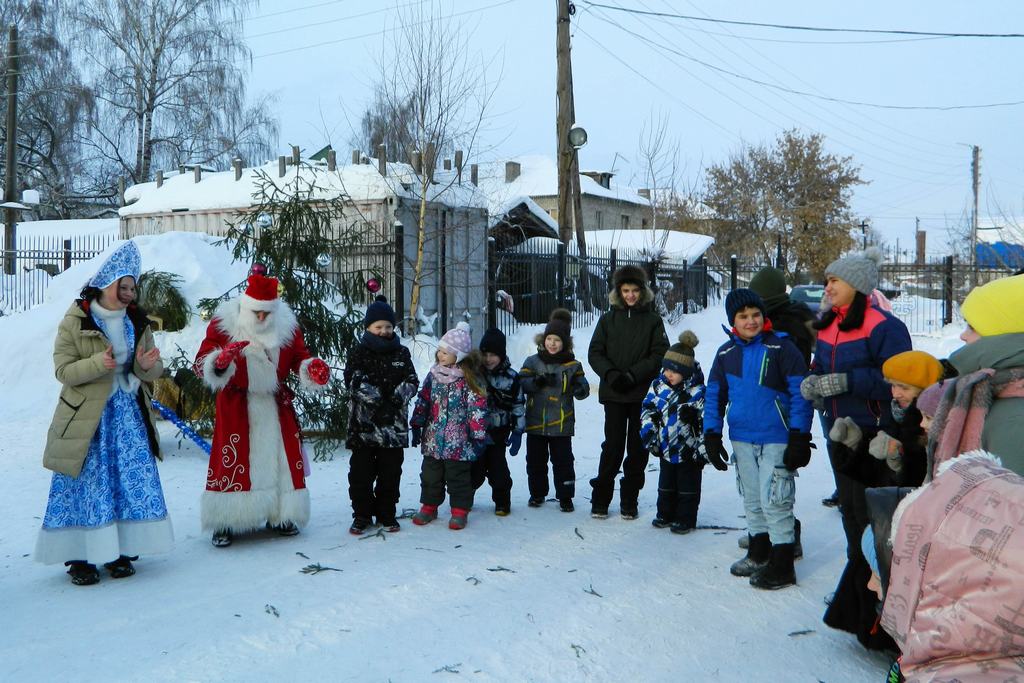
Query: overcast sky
244 0 1024 256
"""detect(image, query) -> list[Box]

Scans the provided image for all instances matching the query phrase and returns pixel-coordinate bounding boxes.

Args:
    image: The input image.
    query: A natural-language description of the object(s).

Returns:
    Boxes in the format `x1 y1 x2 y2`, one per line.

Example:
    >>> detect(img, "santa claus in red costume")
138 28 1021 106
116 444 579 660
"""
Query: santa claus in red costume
194 274 330 547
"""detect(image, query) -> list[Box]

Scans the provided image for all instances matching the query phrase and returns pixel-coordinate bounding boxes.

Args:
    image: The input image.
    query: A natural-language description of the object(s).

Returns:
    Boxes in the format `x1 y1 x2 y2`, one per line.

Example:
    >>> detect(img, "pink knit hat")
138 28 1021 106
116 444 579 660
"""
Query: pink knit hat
439 321 472 362
916 381 945 418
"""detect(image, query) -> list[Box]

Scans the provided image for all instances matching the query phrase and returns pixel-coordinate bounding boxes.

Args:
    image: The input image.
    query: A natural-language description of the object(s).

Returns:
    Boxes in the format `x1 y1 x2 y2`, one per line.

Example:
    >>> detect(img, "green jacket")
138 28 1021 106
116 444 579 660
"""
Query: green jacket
43 301 163 478
588 286 670 404
948 332 1024 476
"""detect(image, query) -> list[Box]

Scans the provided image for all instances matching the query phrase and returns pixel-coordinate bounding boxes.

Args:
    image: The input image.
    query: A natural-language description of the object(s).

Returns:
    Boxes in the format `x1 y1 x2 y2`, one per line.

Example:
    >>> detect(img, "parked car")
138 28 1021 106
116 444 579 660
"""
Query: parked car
789 284 826 308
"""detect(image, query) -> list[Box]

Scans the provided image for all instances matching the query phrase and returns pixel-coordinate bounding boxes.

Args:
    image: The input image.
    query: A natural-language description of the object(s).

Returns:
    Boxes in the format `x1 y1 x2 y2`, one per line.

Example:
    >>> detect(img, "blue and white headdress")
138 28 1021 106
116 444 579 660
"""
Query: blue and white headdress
88 241 141 289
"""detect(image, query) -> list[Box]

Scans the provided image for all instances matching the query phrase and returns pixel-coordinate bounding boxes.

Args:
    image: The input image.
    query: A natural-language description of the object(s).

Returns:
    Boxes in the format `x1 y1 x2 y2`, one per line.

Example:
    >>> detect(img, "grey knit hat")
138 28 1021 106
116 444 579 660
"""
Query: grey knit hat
824 246 883 295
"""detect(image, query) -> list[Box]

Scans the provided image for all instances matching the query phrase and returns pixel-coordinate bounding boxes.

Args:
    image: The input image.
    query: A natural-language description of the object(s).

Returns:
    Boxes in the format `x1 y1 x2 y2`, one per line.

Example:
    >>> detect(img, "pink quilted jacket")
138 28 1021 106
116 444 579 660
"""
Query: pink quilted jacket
881 452 1024 681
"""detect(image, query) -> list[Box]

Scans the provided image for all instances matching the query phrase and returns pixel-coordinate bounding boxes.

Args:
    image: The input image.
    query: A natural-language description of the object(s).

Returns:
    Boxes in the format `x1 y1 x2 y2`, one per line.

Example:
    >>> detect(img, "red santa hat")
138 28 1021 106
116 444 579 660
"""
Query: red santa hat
239 274 280 313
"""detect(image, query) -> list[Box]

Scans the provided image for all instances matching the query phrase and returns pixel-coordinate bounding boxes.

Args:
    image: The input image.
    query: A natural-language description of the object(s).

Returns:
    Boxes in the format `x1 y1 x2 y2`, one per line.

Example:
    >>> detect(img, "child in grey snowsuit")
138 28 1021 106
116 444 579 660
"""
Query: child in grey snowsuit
519 309 590 512
474 327 526 515
639 331 707 534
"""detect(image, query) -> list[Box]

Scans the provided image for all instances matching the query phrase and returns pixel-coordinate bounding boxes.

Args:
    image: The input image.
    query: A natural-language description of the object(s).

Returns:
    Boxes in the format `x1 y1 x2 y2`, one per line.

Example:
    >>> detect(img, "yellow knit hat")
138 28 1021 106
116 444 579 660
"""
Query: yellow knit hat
882 351 944 390
961 274 1024 337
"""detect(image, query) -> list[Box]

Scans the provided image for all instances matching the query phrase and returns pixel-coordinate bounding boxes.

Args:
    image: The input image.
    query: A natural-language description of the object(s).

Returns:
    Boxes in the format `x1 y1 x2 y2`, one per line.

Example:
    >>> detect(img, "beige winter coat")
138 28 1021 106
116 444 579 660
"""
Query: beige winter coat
43 301 163 478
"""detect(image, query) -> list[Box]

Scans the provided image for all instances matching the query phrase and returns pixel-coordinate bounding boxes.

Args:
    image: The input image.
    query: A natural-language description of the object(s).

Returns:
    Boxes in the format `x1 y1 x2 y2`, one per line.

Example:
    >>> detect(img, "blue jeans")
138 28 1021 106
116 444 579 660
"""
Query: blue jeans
732 441 795 545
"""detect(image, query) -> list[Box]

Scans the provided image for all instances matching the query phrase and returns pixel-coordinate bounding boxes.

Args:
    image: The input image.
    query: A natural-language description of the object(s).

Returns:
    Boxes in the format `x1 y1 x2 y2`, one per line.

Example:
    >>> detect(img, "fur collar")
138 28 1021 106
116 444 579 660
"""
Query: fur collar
608 284 655 310
214 296 298 349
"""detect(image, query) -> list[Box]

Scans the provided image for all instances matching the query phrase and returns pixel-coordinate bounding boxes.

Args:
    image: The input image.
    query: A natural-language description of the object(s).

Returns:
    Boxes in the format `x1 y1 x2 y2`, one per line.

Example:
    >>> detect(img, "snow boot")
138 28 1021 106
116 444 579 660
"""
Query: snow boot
652 517 671 529
349 516 373 535
822 490 839 508
528 496 545 508
794 518 803 559
211 530 233 547
590 504 609 519
412 504 438 526
494 506 510 516
730 532 770 577
559 499 574 513
274 521 300 536
449 507 469 530
670 523 694 535
379 519 401 533
750 543 797 590
103 555 137 579
620 505 639 520
65 561 100 586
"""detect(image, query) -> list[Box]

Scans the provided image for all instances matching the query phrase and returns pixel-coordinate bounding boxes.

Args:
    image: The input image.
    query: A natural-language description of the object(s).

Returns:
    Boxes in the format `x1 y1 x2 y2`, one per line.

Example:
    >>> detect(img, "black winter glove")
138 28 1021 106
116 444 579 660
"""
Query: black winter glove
410 427 421 448
610 371 636 394
533 374 551 389
703 432 729 471
783 431 814 471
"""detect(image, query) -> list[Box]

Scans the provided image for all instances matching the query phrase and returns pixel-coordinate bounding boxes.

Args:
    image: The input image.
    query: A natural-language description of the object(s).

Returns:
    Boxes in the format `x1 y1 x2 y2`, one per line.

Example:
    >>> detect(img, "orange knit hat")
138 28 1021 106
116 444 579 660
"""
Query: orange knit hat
882 350 944 390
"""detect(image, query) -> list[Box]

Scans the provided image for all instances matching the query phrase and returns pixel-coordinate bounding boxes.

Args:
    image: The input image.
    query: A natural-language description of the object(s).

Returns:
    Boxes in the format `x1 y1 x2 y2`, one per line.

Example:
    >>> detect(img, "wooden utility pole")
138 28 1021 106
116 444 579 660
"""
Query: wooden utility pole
555 0 573 245
970 145 980 285
3 25 18 275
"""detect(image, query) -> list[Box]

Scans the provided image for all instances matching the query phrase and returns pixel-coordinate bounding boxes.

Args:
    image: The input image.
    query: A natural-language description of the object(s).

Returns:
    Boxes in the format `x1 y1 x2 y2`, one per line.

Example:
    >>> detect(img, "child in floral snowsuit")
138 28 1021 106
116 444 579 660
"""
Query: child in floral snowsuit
639 331 707 534
410 322 488 530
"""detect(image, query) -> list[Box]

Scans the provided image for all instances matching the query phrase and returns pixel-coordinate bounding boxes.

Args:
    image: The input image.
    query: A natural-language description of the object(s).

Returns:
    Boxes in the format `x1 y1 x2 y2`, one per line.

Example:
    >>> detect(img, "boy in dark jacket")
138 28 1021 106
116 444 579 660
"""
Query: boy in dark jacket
520 309 590 512
588 265 670 520
343 296 419 535
704 289 812 590
639 331 707 534
473 327 526 515
749 266 817 367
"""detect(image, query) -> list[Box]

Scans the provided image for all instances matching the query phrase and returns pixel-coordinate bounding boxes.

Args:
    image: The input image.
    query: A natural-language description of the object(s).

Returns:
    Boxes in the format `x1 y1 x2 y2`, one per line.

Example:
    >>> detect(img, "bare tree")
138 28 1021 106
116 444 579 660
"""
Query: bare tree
360 1 497 333
72 0 278 187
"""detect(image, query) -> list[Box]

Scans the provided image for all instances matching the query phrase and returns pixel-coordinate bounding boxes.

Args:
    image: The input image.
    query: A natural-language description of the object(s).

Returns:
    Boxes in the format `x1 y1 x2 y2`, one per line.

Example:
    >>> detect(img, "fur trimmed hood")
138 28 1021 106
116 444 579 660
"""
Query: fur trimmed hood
214 296 298 350
609 264 655 309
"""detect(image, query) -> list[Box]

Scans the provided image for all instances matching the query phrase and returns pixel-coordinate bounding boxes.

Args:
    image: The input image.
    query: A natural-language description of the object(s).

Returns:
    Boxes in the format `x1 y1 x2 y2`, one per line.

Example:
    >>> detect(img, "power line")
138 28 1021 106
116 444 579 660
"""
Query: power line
246 1 421 40
252 0 515 59
586 10 1024 111
580 2 1024 39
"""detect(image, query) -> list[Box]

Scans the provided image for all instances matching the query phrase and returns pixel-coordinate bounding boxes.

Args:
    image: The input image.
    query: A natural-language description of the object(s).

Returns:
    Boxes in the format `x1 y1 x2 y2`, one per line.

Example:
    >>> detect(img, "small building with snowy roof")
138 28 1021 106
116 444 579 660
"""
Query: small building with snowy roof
119 150 491 338
976 218 1024 269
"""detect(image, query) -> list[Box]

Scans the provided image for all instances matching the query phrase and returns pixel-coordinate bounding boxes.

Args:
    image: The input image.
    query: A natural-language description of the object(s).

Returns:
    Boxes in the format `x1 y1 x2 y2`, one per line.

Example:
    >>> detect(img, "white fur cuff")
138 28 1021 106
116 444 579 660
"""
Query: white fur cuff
299 357 329 392
201 350 237 391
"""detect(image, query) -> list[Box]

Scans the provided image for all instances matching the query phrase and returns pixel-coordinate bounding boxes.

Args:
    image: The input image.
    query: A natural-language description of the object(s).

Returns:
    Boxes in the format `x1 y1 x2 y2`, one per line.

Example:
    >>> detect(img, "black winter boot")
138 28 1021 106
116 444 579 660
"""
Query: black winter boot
730 532 770 577
750 543 797 590
65 560 100 586
794 518 803 559
103 555 138 579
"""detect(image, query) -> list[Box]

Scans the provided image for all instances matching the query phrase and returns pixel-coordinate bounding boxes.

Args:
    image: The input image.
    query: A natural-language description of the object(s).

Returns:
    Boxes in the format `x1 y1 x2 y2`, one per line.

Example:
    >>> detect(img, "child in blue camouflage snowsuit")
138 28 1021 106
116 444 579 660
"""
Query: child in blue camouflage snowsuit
640 331 707 534
473 327 526 515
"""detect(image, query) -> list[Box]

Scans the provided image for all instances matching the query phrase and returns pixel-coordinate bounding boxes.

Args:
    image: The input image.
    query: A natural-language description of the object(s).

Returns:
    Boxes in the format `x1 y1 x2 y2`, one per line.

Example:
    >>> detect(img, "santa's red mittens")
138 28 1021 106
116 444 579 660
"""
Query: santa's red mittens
308 358 330 385
214 341 250 370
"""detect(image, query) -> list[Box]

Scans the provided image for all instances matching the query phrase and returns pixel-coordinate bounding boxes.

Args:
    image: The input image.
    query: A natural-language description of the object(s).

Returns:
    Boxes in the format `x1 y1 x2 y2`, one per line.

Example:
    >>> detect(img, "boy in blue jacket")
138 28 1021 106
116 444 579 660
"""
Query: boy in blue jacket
704 289 812 590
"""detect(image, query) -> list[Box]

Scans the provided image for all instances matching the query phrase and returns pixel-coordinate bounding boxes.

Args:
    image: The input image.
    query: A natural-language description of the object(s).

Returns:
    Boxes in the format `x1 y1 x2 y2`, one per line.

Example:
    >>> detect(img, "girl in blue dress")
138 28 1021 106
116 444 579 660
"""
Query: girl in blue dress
34 241 173 585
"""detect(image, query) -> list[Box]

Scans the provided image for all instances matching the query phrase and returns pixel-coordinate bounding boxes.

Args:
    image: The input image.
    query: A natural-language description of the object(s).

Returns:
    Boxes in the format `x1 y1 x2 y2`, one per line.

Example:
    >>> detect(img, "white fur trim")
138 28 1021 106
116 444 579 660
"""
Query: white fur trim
239 293 278 313
201 391 309 532
242 344 280 394
214 298 298 351
298 357 329 392
201 349 237 391
935 449 1002 477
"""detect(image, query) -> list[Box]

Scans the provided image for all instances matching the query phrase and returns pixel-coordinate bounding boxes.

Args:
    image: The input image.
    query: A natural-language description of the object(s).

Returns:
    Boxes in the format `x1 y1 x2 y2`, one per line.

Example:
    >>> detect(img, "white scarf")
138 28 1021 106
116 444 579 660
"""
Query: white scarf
92 301 141 396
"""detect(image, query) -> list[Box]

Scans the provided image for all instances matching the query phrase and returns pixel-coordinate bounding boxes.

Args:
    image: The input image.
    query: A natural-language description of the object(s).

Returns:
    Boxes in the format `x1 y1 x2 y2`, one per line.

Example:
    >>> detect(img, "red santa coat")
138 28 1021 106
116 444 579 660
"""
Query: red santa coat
194 298 322 532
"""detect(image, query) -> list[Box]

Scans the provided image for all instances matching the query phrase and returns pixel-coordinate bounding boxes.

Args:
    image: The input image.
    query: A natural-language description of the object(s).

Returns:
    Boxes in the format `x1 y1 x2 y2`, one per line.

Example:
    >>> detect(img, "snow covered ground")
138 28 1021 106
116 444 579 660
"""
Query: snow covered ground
0 232 939 681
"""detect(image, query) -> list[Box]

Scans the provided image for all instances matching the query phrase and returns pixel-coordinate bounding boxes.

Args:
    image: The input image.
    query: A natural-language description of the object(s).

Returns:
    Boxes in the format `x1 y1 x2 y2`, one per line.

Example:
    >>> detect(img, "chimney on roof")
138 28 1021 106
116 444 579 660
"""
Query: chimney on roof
505 161 521 183
292 145 300 166
327 149 336 171
470 163 479 186
444 159 452 171
410 149 422 175
454 150 464 183
377 145 387 176
178 165 185 176
424 142 436 182
156 170 163 188
233 158 242 181
352 149 360 165
194 166 201 183
278 155 287 177
638 188 651 199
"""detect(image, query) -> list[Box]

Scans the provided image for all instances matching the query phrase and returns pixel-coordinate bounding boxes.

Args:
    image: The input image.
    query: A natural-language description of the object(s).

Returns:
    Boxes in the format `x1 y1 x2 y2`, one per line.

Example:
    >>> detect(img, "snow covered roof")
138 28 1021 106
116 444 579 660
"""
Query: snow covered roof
976 217 1024 245
585 228 714 264
509 228 713 264
120 157 489 217
476 155 651 217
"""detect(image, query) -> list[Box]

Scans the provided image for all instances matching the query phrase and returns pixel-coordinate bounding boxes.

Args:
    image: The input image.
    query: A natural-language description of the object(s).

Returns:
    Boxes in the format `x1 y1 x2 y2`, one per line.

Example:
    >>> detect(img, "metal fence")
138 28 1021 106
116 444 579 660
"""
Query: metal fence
0 234 115 315
489 239 712 333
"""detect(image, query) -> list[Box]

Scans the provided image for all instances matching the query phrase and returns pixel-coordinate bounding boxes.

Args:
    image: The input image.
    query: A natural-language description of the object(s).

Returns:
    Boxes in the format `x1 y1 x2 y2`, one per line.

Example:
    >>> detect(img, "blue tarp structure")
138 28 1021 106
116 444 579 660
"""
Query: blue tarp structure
976 241 1024 268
